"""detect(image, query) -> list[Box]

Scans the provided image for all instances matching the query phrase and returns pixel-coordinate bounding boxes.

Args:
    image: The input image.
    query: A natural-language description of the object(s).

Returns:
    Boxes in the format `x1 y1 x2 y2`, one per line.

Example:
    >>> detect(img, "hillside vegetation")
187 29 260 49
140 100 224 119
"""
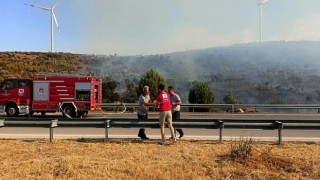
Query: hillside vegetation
0 52 85 81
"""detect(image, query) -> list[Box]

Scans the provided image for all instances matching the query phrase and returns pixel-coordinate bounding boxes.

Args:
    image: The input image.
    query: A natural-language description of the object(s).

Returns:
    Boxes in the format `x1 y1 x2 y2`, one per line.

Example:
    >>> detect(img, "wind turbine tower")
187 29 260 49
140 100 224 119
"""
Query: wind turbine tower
258 0 270 42
26 1 60 52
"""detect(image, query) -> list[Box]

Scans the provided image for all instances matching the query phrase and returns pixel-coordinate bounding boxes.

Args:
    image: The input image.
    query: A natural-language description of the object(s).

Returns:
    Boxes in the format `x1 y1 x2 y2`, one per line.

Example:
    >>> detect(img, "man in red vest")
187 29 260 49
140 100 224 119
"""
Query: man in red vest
155 84 176 145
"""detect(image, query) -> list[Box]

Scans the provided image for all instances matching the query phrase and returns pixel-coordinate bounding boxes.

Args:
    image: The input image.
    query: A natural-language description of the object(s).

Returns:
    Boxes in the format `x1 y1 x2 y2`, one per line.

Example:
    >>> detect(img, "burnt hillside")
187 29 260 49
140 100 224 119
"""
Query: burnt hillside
82 41 320 105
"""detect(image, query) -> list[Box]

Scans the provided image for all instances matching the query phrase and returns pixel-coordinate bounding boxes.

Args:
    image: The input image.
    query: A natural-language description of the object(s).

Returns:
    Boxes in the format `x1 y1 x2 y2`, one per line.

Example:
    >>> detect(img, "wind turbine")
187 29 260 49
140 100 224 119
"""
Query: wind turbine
258 0 270 42
26 1 61 52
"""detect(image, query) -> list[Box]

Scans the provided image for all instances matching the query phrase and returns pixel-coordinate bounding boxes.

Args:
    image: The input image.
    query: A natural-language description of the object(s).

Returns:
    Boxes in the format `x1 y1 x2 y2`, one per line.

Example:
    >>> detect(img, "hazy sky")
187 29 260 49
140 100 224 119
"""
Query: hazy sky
1 0 320 55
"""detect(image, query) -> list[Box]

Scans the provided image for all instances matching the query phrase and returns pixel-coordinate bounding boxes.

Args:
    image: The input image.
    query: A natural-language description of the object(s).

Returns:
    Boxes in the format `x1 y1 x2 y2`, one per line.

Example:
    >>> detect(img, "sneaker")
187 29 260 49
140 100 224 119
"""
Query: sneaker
169 137 177 143
159 140 166 145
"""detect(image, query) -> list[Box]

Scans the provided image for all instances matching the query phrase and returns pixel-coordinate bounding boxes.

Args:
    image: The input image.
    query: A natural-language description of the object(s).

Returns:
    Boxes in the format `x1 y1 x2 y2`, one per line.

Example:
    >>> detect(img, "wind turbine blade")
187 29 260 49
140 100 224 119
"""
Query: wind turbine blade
52 11 60 31
261 0 270 4
52 0 61 9
25 4 50 11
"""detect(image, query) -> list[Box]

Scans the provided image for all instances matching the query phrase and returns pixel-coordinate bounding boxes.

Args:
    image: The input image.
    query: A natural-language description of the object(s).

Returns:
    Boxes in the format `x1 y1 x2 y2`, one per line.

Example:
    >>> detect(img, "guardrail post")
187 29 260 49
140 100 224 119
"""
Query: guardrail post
218 120 224 143
275 121 283 145
105 120 110 142
0 119 5 127
50 120 58 143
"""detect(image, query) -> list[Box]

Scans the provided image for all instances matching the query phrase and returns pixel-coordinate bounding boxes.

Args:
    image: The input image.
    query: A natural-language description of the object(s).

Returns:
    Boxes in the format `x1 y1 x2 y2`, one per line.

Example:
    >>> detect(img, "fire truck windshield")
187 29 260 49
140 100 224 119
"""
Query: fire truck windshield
1 79 16 91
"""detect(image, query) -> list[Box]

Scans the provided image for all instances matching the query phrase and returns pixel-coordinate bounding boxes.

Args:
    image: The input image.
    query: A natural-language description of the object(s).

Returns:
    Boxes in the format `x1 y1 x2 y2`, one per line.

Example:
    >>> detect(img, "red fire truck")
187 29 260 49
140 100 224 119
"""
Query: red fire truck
0 75 102 117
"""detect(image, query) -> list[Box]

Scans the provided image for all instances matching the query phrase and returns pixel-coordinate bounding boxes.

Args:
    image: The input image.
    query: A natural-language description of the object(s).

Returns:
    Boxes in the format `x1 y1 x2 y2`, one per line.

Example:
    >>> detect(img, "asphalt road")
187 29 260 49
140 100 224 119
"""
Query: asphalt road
0 112 320 142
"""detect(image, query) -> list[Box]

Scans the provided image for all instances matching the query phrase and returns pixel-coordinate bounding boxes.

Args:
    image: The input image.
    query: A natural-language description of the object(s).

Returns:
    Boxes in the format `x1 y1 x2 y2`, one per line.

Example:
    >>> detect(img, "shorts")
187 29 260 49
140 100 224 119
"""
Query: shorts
159 111 172 127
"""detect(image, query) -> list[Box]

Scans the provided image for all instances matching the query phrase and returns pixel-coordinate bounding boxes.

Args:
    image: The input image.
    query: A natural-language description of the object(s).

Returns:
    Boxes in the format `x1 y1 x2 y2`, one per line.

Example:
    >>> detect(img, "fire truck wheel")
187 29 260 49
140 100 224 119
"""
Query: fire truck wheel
6 104 19 117
63 105 75 117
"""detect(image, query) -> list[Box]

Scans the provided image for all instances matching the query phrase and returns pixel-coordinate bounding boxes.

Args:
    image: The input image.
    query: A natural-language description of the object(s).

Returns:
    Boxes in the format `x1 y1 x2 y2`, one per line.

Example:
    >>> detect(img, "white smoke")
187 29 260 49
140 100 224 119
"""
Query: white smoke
286 14 320 41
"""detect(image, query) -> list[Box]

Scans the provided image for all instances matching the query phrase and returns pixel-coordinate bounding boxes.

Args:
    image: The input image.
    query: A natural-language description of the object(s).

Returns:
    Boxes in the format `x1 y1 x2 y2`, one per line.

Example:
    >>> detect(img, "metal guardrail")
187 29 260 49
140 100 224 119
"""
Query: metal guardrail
101 103 320 113
1 118 320 145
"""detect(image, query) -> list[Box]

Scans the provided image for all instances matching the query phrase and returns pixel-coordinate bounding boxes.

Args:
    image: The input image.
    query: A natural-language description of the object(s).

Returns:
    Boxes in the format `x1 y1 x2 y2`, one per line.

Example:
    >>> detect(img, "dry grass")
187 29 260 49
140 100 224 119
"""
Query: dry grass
0 139 319 180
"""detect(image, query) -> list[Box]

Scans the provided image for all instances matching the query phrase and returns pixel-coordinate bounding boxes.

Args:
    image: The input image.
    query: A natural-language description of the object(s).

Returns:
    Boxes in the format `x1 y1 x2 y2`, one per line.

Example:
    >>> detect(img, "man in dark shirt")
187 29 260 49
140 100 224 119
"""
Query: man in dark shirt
168 86 184 138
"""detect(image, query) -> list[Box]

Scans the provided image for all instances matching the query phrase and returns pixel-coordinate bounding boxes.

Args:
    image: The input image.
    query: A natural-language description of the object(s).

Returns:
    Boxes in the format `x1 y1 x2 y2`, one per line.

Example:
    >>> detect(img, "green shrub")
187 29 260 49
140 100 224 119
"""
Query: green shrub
188 81 214 112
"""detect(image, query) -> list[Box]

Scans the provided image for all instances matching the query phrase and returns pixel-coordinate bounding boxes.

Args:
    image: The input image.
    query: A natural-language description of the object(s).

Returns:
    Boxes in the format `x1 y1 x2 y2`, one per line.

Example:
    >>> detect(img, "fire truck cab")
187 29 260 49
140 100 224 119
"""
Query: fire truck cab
0 75 102 117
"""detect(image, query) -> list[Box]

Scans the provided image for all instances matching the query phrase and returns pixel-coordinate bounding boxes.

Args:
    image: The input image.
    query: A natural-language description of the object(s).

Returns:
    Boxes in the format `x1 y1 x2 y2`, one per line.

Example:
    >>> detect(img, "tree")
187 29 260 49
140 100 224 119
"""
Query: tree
188 81 214 112
102 76 120 103
122 80 138 103
138 69 167 101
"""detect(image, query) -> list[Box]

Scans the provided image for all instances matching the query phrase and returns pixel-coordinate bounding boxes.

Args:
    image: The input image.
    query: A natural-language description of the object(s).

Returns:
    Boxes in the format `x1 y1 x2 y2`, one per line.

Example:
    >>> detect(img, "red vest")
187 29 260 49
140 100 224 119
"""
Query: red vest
156 91 171 111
